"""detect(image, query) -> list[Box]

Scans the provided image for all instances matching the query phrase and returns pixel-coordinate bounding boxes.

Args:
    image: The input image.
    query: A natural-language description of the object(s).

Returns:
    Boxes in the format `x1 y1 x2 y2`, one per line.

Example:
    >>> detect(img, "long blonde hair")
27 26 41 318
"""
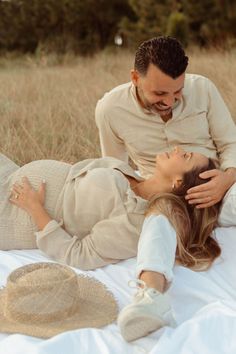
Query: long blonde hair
146 159 221 270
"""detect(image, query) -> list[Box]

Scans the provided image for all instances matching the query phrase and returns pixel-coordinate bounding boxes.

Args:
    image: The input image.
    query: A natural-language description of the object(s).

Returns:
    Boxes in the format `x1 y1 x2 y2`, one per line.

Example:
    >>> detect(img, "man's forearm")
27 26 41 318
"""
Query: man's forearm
224 167 236 187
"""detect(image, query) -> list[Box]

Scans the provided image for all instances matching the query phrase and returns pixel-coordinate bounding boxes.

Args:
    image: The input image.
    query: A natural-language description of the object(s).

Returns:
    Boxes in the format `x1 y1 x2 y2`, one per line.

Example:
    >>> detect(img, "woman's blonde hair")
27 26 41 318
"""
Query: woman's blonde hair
146 159 221 270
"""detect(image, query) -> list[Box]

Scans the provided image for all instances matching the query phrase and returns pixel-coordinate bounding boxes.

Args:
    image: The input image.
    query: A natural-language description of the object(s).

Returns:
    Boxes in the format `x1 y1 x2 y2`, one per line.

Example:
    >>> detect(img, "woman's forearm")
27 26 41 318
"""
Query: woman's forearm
29 204 52 231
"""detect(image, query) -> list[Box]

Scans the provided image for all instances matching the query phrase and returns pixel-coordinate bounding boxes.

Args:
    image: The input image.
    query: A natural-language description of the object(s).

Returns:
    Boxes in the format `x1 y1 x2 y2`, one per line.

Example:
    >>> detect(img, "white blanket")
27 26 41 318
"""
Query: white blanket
0 225 236 354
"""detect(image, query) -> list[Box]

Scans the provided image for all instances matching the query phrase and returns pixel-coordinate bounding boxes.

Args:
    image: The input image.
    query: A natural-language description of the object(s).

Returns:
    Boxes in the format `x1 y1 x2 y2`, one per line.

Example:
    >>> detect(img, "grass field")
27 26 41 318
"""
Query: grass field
0 48 236 166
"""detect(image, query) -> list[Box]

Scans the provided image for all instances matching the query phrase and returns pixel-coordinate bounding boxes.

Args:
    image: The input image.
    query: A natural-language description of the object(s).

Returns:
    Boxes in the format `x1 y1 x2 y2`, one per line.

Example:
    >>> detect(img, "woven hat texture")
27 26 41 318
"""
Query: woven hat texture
0 262 118 338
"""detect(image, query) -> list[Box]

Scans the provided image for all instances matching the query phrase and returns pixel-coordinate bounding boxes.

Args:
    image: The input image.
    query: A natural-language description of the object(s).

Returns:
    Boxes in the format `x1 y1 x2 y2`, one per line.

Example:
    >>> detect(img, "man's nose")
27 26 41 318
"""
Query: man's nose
163 95 175 107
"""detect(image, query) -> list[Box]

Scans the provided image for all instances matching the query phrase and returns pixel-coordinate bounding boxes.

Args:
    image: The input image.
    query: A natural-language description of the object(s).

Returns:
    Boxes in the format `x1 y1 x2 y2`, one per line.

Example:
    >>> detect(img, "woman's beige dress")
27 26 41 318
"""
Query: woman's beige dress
0 154 147 269
0 153 71 250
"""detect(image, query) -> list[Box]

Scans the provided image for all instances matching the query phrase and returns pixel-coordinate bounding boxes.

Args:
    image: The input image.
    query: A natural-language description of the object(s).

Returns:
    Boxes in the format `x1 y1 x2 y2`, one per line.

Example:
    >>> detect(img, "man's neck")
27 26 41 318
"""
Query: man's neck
160 111 173 122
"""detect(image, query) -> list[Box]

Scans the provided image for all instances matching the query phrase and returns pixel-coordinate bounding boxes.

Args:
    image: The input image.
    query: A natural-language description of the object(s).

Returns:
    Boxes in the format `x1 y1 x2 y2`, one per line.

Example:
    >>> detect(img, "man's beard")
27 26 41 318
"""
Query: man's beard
136 87 176 117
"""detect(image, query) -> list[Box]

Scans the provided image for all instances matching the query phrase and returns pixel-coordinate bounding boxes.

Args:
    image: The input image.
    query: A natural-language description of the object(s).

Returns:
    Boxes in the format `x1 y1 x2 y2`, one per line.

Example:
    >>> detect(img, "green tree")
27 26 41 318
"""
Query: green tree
120 0 172 48
0 0 133 54
62 0 134 54
0 0 21 51
181 0 236 46
166 11 188 47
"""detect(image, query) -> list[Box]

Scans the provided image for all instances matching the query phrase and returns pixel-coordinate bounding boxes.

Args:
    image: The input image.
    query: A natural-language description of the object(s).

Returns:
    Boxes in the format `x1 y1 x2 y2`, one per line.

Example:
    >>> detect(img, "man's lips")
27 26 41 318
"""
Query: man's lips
154 104 171 111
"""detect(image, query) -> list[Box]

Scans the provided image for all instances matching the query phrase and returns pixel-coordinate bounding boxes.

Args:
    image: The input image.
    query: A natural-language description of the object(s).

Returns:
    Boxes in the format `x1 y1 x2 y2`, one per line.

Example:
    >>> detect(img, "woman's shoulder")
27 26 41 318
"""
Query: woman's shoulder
83 167 129 192
67 157 140 183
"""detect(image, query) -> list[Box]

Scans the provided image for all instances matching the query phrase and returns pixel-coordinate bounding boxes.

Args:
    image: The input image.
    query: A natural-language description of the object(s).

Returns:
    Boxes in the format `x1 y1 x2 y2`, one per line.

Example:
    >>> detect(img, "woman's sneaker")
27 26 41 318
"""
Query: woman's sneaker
117 279 174 342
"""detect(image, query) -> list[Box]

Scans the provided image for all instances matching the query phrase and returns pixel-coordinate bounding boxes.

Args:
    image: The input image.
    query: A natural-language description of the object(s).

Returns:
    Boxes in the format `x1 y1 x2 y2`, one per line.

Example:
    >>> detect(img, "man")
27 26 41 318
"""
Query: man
95 36 236 341
95 36 236 208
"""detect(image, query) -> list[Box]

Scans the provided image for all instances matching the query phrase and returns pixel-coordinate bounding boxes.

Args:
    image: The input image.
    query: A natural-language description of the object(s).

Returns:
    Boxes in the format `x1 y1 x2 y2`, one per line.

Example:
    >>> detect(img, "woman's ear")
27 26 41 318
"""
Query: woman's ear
172 178 183 190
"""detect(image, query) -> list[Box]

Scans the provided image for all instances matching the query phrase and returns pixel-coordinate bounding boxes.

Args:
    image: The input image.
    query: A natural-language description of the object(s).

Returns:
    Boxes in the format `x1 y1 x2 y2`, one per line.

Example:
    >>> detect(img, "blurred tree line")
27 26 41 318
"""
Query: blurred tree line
0 0 236 55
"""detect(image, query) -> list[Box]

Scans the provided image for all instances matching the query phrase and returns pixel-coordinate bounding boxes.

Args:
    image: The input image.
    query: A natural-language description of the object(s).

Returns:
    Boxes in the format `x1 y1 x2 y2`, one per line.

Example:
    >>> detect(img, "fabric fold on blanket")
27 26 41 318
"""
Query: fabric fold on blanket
0 224 236 354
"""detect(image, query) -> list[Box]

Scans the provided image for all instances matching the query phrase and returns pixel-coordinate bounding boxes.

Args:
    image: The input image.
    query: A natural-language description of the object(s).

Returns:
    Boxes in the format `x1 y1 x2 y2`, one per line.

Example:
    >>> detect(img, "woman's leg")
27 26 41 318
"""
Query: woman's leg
118 215 177 342
136 214 177 290
140 270 166 293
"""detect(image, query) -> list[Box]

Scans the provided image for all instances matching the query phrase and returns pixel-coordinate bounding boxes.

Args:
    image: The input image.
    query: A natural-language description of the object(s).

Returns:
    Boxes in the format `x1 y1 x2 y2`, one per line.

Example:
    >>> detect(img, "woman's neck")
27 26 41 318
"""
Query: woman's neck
128 175 171 200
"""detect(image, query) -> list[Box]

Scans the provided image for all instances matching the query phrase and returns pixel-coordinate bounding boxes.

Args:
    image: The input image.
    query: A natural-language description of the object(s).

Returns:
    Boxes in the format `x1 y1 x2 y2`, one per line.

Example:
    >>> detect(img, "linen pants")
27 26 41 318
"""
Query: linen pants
136 182 236 283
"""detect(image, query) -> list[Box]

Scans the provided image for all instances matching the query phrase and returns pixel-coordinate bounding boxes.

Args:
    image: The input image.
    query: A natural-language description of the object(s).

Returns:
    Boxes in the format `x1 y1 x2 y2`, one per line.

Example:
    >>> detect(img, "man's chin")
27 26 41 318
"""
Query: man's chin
153 107 172 115
158 108 172 115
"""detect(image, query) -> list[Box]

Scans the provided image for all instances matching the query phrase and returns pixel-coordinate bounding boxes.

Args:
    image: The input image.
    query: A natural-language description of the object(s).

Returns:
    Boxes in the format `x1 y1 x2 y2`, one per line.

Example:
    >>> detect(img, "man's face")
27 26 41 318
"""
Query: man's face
131 63 185 117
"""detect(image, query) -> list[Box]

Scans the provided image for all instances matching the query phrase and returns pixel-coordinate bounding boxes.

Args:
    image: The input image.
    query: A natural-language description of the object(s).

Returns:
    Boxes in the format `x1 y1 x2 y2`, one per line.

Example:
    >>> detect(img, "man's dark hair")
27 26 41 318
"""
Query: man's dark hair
134 36 189 78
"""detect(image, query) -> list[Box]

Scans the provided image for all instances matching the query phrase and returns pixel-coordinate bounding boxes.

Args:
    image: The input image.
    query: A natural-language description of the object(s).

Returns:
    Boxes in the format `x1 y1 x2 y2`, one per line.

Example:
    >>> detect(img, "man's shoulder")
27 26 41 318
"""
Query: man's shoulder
96 82 132 110
185 73 210 84
184 73 213 94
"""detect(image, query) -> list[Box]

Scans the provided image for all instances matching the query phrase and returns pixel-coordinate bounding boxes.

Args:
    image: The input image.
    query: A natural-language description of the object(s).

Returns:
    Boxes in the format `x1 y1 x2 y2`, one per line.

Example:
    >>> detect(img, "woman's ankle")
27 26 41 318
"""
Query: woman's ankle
139 270 167 293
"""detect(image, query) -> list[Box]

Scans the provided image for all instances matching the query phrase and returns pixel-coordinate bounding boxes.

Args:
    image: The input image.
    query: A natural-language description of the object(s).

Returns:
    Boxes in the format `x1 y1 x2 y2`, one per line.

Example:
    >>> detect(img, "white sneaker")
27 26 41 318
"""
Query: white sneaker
118 279 174 342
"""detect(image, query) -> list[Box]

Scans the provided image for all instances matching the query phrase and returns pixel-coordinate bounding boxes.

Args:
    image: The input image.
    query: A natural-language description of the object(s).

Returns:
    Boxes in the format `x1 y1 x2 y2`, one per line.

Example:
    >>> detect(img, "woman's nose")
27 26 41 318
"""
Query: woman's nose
174 146 184 154
174 146 180 153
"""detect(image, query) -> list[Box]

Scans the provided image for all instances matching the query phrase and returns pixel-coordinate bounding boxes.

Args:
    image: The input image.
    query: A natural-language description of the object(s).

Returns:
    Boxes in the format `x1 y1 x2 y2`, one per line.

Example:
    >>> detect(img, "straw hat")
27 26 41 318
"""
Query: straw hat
0 262 118 338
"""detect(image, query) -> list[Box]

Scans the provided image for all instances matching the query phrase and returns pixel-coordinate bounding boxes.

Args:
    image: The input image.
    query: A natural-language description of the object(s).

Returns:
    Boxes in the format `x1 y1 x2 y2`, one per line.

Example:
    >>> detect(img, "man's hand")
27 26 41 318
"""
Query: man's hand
185 169 233 208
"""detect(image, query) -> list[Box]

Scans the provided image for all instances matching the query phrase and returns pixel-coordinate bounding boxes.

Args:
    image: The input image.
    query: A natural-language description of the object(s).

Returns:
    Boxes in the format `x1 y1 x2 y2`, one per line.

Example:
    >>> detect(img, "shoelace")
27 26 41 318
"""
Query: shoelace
128 279 159 299
128 279 147 290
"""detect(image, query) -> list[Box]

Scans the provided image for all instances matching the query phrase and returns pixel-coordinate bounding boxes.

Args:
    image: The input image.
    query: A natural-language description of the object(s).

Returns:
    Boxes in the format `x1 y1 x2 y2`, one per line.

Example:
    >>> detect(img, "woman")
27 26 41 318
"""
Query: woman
118 147 222 342
1 147 219 272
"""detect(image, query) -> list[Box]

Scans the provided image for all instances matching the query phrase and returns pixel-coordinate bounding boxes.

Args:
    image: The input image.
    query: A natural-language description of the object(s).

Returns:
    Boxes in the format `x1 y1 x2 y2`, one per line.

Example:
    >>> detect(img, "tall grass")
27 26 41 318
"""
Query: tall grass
0 48 235 166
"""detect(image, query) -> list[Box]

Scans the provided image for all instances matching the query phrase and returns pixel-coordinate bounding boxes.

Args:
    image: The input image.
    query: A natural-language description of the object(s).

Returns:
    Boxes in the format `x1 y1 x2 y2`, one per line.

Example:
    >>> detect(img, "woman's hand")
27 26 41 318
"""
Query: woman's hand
9 176 52 231
9 177 46 215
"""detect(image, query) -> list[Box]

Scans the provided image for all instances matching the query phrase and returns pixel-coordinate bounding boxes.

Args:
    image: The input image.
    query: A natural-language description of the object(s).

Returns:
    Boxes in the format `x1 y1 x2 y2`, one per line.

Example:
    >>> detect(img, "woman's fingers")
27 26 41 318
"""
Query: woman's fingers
11 184 22 194
11 177 31 193
21 176 31 186
9 193 19 203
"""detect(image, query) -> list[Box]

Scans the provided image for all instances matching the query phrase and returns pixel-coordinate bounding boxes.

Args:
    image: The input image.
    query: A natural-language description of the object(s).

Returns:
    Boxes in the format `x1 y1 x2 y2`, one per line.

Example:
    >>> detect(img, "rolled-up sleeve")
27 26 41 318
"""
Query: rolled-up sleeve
36 214 140 270
207 79 236 170
95 99 128 163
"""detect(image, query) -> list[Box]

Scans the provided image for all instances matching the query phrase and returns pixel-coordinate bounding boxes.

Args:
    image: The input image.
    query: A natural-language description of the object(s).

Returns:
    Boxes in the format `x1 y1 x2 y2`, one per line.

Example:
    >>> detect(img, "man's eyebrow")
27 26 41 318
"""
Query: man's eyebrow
153 87 184 95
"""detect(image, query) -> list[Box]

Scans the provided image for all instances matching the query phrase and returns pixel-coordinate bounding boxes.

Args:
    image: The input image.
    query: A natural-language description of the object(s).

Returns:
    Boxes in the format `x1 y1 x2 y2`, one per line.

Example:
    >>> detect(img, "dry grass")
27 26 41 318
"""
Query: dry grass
0 48 236 166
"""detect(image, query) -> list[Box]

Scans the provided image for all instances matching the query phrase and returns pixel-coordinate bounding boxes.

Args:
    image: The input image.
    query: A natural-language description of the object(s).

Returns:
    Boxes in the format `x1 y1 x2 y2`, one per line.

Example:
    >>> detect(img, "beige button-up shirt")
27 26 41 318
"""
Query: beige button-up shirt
95 74 236 178
36 157 147 270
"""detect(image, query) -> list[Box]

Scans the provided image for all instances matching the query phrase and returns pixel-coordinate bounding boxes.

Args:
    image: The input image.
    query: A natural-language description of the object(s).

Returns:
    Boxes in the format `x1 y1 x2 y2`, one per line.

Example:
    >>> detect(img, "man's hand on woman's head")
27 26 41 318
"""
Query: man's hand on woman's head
185 169 234 208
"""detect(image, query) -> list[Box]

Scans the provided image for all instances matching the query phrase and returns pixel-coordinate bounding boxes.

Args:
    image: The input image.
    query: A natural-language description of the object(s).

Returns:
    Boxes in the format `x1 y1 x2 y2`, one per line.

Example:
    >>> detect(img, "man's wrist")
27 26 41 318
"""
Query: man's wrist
224 168 236 186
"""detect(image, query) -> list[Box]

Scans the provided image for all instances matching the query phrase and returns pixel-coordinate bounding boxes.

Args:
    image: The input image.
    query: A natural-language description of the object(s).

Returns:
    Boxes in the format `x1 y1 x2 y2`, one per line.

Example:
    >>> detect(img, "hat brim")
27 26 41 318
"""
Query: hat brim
0 275 118 338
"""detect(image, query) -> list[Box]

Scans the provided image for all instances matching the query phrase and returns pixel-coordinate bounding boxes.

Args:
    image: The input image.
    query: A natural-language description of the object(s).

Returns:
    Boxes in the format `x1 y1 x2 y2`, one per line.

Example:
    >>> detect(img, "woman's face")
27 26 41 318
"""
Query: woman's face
155 146 209 183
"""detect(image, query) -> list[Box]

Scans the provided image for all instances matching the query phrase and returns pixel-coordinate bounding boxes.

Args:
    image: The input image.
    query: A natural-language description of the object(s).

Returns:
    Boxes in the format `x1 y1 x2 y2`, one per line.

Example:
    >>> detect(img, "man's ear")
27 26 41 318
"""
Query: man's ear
172 178 183 190
131 69 139 86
